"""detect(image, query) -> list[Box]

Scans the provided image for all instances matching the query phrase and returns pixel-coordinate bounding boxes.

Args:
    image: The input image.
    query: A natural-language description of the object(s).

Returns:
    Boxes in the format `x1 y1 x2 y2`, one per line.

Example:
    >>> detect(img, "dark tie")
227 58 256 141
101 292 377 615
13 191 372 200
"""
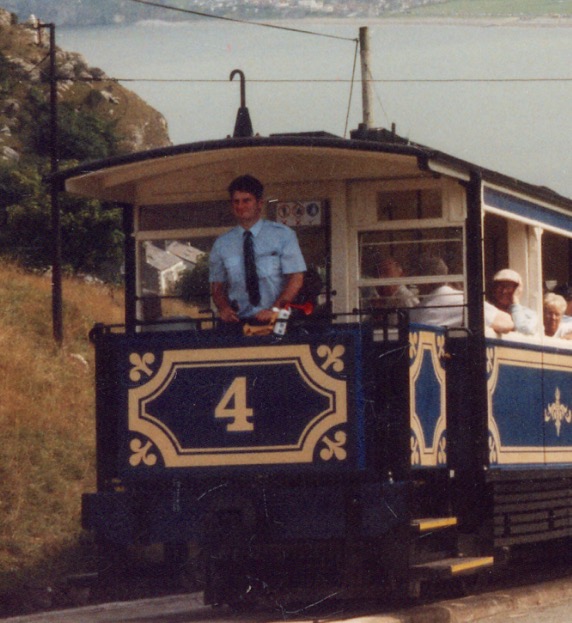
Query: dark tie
243 230 260 306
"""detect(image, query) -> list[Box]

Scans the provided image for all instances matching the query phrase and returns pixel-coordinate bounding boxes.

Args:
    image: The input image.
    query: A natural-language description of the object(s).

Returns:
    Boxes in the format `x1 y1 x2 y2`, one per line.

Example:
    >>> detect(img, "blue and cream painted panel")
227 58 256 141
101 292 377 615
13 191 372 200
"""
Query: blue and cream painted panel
487 343 572 466
409 327 447 468
121 330 365 474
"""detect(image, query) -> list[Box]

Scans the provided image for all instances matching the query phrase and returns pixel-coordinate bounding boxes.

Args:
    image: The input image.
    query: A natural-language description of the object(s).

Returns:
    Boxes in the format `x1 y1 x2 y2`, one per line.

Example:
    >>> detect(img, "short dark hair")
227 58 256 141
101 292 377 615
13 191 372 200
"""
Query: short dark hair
227 175 264 200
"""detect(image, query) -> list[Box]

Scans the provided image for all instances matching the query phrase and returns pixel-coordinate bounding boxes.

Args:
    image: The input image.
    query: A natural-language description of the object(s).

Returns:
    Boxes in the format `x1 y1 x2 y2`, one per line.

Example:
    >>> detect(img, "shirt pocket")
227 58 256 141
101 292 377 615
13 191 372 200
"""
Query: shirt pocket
257 253 280 278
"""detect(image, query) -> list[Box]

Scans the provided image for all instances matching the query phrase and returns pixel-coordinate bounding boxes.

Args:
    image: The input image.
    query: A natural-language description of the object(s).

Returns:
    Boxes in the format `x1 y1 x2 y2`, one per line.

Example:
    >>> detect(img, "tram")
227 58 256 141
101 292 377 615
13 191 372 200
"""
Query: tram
55 105 572 605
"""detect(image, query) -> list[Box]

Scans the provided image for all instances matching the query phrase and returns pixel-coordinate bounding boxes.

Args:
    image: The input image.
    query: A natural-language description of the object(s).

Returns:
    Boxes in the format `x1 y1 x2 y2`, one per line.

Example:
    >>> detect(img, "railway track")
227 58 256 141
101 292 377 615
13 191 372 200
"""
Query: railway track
5 554 572 623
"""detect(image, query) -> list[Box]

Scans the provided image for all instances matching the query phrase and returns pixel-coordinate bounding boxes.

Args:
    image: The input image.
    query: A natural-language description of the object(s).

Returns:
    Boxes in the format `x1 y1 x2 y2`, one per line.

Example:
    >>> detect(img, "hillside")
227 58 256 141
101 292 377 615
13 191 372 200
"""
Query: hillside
0 264 123 615
0 8 171 159
0 264 200 617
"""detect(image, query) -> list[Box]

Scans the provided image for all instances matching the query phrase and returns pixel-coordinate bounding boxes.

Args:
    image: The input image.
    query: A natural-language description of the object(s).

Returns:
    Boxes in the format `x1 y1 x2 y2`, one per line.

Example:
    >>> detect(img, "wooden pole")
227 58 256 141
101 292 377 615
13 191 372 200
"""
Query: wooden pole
359 26 374 129
39 22 63 345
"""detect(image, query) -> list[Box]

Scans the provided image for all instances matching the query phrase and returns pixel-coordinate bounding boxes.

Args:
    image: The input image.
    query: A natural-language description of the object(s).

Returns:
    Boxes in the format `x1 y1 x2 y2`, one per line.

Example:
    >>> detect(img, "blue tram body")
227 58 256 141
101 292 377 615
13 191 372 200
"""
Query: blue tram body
55 127 572 603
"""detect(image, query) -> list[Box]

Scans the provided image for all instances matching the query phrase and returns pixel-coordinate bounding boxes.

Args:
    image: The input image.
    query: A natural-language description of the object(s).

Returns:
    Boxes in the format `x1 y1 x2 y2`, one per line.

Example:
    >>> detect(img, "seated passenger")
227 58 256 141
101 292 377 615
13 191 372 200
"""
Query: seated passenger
484 269 537 335
369 256 419 309
409 255 464 328
543 292 572 339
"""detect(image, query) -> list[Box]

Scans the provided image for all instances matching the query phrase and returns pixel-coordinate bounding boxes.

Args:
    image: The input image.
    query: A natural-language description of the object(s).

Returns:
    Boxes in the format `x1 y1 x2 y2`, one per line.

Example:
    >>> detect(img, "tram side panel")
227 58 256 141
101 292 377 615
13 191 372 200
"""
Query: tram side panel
83 323 412 579
447 334 572 554
485 338 572 548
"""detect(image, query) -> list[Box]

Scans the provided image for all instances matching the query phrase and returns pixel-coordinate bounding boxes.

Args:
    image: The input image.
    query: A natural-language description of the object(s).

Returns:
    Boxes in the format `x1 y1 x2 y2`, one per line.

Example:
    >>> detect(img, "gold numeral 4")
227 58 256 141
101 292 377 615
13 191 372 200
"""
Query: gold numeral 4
215 376 254 432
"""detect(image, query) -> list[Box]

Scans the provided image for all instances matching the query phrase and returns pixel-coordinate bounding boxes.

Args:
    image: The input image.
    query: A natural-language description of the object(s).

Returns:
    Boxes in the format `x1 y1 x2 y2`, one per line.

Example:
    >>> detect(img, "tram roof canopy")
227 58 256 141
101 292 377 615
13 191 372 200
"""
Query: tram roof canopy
53 132 572 212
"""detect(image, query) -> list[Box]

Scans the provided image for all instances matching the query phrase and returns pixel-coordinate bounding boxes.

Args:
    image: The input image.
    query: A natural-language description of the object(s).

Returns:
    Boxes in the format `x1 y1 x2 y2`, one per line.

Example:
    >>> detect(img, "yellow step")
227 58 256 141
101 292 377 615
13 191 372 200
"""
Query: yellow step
412 556 494 578
411 517 458 532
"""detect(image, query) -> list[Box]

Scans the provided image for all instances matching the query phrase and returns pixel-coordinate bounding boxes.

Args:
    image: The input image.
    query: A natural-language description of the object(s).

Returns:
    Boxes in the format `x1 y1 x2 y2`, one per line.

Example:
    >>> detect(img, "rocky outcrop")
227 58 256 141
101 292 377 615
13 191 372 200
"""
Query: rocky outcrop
0 7 171 161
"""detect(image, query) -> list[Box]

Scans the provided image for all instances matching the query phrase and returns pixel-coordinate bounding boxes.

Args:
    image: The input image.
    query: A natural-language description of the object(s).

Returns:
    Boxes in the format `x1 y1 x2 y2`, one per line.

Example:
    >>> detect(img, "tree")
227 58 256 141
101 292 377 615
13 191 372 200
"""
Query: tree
30 99 120 161
0 161 124 279
176 254 211 306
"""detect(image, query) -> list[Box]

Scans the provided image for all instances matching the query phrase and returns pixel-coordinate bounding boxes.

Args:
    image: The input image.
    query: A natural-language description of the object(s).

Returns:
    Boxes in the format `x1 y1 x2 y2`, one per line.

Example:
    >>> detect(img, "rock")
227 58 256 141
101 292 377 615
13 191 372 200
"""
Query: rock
0 146 19 162
2 98 20 116
90 66 107 81
0 8 14 27
100 89 120 104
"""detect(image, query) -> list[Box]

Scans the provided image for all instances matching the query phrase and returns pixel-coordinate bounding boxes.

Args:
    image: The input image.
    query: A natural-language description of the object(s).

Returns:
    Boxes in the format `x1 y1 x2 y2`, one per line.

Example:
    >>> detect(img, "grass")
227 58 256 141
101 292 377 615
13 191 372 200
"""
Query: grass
405 0 572 17
0 263 124 613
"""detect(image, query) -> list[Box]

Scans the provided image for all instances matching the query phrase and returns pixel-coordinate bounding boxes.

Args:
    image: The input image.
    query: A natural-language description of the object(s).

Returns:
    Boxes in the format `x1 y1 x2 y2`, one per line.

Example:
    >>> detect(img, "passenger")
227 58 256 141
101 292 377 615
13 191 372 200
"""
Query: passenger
484 269 537 335
409 255 464 328
543 293 572 339
209 175 306 324
370 256 419 309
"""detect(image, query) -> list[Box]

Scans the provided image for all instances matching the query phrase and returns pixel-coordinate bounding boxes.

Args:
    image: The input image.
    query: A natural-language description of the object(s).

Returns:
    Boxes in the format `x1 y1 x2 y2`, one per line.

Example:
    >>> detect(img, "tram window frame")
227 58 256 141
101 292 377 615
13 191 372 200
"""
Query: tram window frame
348 178 467 314
134 201 235 321
542 230 572 292
135 234 217 321
483 206 572 342
376 188 442 222
134 198 331 320
357 225 465 310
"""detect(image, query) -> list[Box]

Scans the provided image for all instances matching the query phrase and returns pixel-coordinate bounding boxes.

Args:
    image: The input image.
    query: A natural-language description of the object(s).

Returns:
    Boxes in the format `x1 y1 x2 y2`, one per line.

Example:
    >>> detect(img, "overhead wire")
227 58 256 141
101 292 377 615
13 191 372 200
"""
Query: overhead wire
126 0 357 41
125 0 360 133
72 77 572 83
101 0 572 135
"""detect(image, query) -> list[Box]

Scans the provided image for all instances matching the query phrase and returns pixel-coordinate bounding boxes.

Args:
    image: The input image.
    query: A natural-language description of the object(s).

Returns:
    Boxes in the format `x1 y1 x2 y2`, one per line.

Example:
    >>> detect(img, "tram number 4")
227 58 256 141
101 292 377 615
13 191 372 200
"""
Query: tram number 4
215 377 254 432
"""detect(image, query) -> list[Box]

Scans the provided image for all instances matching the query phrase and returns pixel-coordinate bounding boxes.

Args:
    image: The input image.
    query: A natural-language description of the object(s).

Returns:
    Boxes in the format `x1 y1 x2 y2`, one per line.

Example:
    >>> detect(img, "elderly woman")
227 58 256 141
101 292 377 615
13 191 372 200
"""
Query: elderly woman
543 293 572 339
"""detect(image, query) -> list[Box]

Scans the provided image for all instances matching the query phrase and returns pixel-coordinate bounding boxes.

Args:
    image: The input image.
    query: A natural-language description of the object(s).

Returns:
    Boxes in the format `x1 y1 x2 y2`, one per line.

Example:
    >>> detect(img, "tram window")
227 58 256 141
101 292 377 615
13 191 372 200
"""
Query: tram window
359 227 463 281
358 227 464 311
137 237 215 319
377 189 441 222
542 231 571 290
483 213 509 286
139 201 234 231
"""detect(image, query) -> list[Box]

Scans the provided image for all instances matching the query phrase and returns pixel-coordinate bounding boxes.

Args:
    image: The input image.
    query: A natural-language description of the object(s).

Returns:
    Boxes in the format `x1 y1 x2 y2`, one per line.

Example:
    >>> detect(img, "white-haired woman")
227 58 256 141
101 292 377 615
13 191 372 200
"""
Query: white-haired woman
543 292 572 339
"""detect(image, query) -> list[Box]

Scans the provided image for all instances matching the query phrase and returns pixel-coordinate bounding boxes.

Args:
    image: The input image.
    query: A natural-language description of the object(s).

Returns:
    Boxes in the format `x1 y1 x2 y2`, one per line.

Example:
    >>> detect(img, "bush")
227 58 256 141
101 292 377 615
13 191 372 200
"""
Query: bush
31 101 120 161
176 254 210 306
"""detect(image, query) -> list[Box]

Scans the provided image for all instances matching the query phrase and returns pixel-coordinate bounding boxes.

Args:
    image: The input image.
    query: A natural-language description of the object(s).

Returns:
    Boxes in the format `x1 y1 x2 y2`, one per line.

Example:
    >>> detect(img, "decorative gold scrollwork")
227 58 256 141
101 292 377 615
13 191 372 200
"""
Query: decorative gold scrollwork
410 432 420 465
316 344 345 372
437 434 447 465
544 388 572 437
488 434 498 464
409 331 419 361
129 437 158 467
486 347 495 376
129 352 156 382
319 430 347 461
436 334 446 360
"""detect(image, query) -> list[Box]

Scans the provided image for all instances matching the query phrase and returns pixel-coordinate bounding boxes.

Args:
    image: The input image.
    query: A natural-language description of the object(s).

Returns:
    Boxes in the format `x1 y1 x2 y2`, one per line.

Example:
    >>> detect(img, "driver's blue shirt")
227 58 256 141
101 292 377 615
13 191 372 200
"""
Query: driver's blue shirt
209 219 306 319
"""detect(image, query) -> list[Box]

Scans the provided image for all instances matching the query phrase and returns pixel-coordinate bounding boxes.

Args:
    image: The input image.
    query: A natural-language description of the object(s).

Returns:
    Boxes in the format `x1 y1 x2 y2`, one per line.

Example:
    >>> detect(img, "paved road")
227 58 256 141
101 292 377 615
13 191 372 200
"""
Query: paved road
4 574 572 623
475 599 572 623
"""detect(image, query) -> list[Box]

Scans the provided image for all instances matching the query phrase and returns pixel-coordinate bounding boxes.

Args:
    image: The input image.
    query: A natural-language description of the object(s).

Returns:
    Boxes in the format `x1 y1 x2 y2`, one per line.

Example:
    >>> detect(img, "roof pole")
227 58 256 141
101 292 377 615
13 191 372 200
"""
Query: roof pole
359 26 374 129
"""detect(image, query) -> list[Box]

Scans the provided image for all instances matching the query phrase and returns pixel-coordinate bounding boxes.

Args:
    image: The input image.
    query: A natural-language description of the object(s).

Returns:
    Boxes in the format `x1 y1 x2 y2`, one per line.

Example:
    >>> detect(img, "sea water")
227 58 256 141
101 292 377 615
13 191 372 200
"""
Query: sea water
58 18 572 198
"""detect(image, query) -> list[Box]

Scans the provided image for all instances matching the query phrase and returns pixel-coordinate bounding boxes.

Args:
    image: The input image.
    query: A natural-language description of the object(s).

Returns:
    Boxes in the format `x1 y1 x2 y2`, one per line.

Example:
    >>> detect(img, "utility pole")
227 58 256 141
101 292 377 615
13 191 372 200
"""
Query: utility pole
38 22 63 345
359 26 374 129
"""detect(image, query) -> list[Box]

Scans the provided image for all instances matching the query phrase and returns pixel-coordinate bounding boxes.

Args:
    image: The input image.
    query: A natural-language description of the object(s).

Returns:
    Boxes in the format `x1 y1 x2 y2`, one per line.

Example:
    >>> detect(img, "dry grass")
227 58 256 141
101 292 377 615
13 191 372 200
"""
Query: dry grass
0 263 123 598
